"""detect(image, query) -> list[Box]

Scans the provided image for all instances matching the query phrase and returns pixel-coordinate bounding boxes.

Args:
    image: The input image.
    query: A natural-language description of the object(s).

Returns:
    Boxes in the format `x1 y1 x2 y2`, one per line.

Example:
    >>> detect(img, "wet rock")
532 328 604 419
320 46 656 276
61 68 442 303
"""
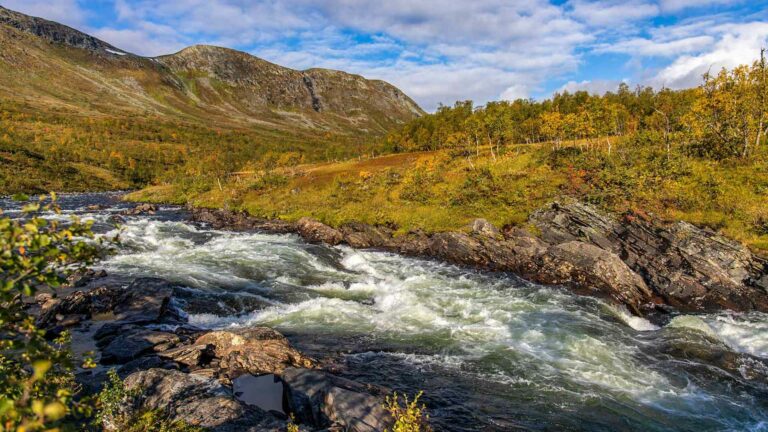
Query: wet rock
195 327 315 380
122 368 283 431
100 329 179 364
122 203 158 215
65 268 108 288
297 217 344 245
283 368 393 432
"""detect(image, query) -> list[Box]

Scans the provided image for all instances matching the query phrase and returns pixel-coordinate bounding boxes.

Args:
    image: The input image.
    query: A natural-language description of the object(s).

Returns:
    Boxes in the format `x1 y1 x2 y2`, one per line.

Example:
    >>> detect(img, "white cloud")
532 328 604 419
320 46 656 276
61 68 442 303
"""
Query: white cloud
0 0 86 27
568 0 658 26
597 35 714 57
652 22 768 88
659 0 744 13
558 79 625 95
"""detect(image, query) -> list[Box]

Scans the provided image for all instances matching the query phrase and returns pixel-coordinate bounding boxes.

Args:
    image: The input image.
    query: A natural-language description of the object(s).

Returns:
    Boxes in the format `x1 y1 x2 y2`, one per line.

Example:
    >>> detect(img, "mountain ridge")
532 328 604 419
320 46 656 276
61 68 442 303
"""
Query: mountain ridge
0 5 423 134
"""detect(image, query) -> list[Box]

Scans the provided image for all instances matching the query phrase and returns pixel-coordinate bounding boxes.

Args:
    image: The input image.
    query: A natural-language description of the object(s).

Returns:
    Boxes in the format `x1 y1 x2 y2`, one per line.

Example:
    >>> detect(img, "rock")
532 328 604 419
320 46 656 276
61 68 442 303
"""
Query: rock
282 368 393 431
114 278 176 323
340 222 395 249
531 201 768 312
100 329 179 364
471 218 500 238
296 217 344 245
117 355 178 378
37 286 120 328
195 327 315 380
539 241 653 312
65 268 108 288
123 369 283 431
122 203 158 215
86 204 107 211
158 344 214 367
189 207 295 232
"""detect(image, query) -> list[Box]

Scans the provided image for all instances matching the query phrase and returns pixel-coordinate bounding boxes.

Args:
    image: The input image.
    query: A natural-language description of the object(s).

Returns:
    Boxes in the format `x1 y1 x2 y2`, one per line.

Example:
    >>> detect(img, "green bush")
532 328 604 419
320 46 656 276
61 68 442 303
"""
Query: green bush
0 194 99 431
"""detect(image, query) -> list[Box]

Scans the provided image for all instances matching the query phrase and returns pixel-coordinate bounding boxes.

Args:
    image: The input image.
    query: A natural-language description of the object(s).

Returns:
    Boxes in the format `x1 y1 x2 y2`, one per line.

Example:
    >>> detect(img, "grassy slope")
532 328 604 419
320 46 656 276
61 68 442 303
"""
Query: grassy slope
129 138 768 255
0 23 419 193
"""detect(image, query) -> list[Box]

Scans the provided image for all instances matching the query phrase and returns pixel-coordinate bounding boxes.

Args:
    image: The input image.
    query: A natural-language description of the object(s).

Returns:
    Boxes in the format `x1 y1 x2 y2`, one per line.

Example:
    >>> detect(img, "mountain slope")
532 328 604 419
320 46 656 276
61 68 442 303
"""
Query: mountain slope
0 5 423 193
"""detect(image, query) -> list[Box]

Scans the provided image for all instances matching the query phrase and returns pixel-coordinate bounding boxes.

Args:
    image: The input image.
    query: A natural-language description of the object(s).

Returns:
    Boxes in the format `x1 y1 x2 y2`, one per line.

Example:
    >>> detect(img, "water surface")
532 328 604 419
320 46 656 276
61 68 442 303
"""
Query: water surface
4 193 767 431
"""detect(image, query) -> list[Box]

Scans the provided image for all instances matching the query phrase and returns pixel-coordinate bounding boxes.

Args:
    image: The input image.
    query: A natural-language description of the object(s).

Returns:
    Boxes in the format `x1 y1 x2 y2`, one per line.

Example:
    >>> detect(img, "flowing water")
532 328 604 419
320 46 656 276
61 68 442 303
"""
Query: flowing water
5 193 768 431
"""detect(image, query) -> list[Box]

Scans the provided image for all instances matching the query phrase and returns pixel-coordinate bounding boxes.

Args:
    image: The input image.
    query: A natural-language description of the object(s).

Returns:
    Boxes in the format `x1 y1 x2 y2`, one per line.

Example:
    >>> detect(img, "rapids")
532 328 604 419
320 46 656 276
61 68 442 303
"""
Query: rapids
4 193 768 431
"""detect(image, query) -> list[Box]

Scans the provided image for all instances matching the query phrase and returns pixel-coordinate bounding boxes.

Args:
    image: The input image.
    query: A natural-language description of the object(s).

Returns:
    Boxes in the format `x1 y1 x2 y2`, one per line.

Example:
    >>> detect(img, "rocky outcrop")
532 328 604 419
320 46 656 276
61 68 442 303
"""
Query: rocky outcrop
531 202 768 312
283 368 393 432
189 202 768 315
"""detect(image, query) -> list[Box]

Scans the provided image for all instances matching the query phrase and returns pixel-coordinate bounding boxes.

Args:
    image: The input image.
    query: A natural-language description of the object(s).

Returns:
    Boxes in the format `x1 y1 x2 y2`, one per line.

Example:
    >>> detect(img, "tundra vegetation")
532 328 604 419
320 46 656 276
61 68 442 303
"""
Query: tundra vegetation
132 56 768 253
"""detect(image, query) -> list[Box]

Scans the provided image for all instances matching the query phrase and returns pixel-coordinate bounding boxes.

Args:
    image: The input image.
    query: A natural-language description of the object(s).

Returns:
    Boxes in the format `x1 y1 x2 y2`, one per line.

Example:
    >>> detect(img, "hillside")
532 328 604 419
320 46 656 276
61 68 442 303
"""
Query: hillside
0 5 422 192
130 58 768 255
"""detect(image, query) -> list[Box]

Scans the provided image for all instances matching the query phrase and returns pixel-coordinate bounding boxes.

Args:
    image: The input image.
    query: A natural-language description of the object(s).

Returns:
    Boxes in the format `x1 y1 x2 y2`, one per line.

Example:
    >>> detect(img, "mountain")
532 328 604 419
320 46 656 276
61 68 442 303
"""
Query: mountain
0 6 422 134
0 5 423 193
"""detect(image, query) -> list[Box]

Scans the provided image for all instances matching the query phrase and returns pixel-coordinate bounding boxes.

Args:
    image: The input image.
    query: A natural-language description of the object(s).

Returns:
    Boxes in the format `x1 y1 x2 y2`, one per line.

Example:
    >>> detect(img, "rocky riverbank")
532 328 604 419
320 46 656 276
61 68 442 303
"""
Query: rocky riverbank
34 275 395 431
189 200 768 316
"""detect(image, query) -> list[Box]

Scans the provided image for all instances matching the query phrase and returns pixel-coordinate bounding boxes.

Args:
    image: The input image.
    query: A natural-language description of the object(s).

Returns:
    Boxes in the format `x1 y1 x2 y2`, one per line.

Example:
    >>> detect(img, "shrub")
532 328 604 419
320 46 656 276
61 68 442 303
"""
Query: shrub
0 194 99 430
384 391 432 432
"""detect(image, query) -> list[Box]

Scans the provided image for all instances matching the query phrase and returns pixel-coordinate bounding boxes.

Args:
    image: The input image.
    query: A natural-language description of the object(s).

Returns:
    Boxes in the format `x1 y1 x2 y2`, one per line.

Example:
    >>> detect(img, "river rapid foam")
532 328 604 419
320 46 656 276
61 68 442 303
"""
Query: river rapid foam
4 193 767 431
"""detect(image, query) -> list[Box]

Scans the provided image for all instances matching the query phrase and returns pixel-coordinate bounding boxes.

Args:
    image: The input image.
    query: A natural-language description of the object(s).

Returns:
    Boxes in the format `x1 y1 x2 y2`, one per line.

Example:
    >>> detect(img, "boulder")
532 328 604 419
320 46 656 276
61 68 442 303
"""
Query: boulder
282 368 393 432
539 241 653 312
100 329 179 364
340 222 395 249
37 285 122 328
296 217 344 245
195 327 315 380
123 369 283 431
189 207 295 233
121 203 158 215
37 278 176 329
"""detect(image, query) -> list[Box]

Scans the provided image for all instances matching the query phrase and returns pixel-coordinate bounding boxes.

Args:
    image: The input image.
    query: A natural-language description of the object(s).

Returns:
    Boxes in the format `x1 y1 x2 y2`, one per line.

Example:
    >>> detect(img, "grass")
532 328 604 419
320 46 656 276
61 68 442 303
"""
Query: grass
126 138 768 255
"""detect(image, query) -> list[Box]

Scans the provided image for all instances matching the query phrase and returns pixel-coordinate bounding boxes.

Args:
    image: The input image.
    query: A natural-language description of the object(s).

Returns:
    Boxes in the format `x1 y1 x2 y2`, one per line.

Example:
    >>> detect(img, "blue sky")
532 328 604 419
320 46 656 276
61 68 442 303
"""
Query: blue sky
3 0 768 111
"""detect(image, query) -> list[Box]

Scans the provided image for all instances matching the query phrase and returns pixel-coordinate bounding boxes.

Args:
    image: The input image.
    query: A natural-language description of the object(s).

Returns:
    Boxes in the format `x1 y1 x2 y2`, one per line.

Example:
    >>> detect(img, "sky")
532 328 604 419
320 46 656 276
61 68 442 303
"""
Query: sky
2 0 768 111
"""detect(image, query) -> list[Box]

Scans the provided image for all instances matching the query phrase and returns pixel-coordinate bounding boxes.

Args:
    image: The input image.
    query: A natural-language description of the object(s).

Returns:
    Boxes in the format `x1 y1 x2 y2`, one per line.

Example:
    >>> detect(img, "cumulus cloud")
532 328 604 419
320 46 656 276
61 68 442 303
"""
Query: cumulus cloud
652 22 768 88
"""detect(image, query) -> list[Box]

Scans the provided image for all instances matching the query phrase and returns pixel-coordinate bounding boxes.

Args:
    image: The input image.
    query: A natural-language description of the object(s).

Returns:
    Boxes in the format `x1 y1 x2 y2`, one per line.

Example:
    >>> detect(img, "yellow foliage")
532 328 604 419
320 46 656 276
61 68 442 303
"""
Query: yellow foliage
384 391 432 432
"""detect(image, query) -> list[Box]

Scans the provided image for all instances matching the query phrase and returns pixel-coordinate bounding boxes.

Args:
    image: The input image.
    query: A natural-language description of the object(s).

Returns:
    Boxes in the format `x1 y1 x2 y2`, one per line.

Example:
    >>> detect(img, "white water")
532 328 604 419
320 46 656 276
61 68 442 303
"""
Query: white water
12 200 748 431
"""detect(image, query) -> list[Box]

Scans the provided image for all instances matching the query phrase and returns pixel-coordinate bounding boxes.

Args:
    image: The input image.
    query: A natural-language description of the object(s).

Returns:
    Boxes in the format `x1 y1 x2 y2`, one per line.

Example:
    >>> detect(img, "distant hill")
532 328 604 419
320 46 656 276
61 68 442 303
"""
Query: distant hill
0 5 423 193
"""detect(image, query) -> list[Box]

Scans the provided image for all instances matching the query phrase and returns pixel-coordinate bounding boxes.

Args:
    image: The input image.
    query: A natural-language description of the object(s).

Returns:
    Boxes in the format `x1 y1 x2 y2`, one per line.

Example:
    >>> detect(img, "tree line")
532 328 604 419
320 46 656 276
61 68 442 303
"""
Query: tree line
384 51 768 161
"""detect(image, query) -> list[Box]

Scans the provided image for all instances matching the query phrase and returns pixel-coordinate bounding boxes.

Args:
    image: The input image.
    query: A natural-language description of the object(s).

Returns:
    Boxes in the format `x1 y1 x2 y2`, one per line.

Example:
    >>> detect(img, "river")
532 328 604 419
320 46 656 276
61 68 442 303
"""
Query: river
4 193 768 431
